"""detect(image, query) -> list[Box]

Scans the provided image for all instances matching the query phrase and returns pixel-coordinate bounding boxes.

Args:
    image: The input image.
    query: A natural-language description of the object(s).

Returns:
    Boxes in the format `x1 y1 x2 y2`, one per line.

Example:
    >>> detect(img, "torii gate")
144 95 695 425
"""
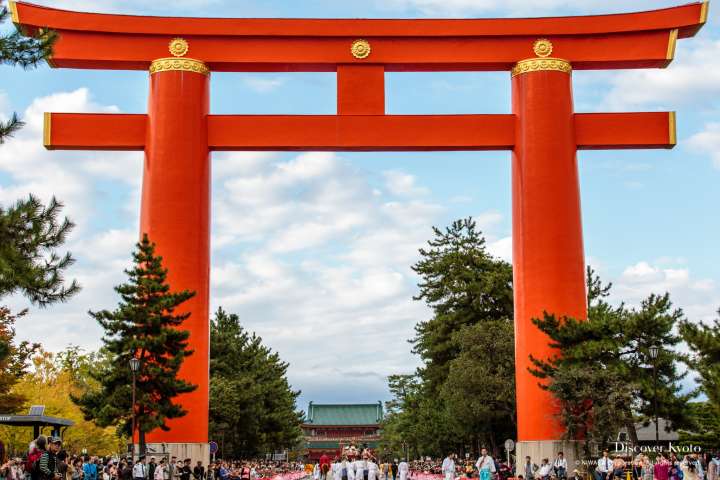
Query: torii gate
12 0 707 463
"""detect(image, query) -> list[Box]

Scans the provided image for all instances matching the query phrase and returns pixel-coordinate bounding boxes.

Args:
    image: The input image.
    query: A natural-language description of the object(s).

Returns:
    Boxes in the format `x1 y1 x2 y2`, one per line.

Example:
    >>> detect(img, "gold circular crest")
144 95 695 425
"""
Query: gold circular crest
351 39 371 59
533 39 553 58
169 38 189 57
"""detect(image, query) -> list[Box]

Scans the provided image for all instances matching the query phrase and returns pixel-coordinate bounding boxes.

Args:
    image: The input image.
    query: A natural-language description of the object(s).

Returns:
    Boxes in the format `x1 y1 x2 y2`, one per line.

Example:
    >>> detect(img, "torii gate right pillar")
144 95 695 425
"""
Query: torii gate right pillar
512 54 588 462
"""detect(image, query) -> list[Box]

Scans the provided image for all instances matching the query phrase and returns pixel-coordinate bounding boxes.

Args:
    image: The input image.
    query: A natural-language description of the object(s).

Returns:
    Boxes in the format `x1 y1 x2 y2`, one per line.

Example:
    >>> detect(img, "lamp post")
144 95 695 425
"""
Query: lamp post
649 345 659 450
129 357 141 460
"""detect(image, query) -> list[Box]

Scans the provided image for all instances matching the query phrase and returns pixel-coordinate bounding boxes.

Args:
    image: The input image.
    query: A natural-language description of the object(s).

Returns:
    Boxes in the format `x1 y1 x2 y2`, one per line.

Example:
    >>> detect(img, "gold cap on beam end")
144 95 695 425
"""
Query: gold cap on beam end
700 1 710 24
669 112 677 147
43 112 53 150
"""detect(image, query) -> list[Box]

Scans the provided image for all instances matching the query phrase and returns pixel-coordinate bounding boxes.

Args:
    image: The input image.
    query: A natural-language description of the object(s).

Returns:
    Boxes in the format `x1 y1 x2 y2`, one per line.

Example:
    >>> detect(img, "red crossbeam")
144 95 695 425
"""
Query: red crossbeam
11 2 707 71
43 112 676 152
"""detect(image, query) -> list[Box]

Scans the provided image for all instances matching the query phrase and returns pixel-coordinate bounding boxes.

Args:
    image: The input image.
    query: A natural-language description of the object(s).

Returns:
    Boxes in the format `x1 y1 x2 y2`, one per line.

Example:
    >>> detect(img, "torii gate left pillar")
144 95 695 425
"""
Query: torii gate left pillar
12 0 707 465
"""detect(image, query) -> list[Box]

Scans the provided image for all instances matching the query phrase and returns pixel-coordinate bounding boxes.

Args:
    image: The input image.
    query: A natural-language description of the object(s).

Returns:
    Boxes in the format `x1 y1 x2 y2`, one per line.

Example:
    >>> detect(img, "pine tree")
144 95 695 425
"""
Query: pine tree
74 235 197 451
1 2 56 144
679 310 720 424
0 195 80 306
383 217 514 457
209 307 303 458
530 268 691 454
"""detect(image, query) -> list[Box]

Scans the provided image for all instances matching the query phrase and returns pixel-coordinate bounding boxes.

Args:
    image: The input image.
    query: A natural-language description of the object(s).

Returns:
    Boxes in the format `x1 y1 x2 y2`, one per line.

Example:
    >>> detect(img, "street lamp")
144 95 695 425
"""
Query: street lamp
649 346 660 450
129 357 141 460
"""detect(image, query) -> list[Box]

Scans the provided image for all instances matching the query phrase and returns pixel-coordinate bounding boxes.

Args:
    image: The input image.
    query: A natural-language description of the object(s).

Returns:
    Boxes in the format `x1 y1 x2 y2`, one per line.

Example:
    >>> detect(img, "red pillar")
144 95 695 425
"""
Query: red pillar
140 58 210 447
511 59 587 443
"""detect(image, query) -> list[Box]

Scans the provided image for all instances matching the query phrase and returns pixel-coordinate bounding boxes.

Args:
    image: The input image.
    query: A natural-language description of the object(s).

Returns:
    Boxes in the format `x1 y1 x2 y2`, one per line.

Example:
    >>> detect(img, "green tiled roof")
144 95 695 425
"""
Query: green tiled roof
305 441 380 450
305 402 383 425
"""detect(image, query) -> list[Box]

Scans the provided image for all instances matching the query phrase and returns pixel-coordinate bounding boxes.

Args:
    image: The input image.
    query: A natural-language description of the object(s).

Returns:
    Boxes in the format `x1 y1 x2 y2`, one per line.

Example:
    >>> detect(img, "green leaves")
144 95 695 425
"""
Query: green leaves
530 267 691 453
209 307 303 458
0 195 80 307
74 235 196 437
382 217 515 458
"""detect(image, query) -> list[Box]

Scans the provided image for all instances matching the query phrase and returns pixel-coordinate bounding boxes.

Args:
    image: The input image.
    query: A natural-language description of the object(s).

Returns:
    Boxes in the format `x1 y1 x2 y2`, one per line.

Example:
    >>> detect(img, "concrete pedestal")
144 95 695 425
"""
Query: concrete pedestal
143 443 211 466
516 441 585 476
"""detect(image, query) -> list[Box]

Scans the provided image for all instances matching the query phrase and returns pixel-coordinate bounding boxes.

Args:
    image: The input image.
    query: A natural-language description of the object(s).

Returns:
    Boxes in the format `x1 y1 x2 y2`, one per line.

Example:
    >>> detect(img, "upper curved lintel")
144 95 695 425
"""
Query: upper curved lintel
11 1 708 39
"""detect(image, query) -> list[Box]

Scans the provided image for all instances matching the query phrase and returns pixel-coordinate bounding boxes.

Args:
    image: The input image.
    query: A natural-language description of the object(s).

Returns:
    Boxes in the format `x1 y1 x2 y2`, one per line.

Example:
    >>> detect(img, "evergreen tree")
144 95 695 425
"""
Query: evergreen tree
209 307 303 458
679 310 720 429
0 306 38 413
531 268 691 454
0 195 80 306
74 235 197 451
1 2 55 144
383 218 514 457
411 217 513 390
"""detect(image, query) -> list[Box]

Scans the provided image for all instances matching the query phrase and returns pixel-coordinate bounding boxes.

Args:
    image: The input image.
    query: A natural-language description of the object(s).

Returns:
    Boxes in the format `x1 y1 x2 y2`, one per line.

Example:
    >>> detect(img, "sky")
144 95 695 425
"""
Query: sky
1 0 719 414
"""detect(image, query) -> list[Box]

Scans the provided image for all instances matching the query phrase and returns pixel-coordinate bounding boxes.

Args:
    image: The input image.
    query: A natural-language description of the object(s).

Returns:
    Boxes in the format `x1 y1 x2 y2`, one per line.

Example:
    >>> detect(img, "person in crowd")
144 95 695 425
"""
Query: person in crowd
441 455 455 480
524 456 537 480
148 459 157 480
38 437 62 480
397 460 408 480
537 459 552 480
367 457 379 480
389 461 397 480
670 464 684 480
153 460 166 480
475 449 496 480
179 460 192 480
133 457 148 480
552 453 566 480
708 453 720 480
656 453 673 480
594 450 612 480
83 457 98 480
611 456 625 480
28 437 48 480
192 462 204 480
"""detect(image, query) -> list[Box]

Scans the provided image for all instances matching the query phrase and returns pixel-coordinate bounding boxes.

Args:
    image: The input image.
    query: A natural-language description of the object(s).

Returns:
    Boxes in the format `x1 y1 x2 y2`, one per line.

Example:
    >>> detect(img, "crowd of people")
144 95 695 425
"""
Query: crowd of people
214 460 304 480
3 437 720 480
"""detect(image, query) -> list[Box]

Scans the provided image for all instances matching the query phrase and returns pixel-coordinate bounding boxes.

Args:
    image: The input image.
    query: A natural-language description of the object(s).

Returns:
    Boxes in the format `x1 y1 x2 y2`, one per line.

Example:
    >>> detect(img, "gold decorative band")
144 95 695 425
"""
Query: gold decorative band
149 57 209 76
511 57 572 77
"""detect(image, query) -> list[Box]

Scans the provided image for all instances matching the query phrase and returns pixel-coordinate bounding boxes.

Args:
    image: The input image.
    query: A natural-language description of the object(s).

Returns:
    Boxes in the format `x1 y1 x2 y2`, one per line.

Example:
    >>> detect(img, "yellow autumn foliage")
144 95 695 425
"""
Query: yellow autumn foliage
0 350 125 457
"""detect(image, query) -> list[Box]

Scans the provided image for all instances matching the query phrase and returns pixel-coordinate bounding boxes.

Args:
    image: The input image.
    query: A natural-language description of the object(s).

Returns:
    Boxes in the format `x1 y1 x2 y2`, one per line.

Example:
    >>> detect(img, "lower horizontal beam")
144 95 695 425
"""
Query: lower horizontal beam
44 112 146 150
575 112 676 149
208 114 514 151
43 112 676 152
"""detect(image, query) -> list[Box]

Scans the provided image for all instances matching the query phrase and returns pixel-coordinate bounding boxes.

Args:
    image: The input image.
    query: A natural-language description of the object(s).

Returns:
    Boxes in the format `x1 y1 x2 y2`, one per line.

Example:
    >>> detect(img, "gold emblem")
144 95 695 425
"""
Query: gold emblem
533 39 553 58
169 38 189 57
149 58 209 76
351 39 371 59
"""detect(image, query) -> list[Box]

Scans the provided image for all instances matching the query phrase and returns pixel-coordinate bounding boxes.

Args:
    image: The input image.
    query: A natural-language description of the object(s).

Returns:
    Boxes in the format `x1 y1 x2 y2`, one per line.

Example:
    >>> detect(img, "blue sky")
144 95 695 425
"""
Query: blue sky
1 0 719 412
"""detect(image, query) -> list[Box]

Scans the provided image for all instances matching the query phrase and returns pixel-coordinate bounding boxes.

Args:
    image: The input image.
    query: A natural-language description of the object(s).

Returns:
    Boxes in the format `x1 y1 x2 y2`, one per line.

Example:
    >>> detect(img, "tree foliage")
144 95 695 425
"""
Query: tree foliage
0 307 37 413
530 268 691 453
0 346 122 456
74 235 196 444
0 2 56 144
210 307 303 458
679 310 720 445
382 218 514 458
0 195 80 307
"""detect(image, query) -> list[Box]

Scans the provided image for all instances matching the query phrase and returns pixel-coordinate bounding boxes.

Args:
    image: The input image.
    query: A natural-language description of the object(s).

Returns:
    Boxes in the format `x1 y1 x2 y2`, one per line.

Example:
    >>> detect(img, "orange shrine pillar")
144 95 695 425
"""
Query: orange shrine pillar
140 51 211 462
511 42 587 460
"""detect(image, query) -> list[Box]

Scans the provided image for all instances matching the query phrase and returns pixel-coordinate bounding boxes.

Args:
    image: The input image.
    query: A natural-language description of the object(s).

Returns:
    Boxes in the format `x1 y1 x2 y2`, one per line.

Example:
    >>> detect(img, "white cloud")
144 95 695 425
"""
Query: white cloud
382 170 429 197
599 39 720 111
377 0 680 17
612 261 720 324
241 76 286 93
688 122 720 170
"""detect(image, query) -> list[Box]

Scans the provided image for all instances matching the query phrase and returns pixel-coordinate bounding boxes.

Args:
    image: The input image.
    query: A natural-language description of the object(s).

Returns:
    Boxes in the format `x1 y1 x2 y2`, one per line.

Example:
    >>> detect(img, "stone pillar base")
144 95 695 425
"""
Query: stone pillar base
516 441 587 477
143 443 210 467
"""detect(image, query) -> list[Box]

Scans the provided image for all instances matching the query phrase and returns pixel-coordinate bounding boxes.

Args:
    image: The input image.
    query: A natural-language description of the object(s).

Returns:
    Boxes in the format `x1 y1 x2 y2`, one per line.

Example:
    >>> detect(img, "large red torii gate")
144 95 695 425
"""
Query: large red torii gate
11 0 707 462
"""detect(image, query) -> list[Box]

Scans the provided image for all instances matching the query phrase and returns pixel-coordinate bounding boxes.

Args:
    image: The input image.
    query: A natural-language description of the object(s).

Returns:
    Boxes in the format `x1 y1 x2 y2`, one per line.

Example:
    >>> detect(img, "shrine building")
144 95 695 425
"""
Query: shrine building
303 402 383 461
